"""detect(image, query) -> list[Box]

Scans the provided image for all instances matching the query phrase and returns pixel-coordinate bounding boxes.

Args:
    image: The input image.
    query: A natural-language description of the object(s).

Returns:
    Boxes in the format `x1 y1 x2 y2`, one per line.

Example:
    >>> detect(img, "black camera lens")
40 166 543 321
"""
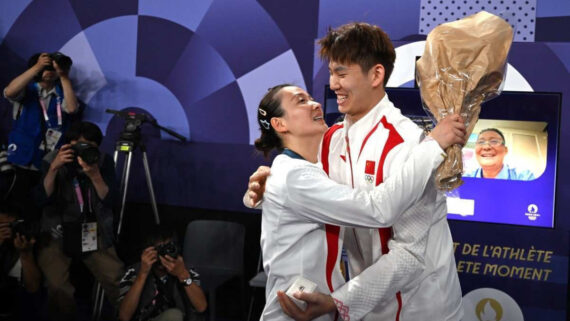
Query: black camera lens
71 142 100 165
155 241 178 258
49 52 73 71
43 64 56 72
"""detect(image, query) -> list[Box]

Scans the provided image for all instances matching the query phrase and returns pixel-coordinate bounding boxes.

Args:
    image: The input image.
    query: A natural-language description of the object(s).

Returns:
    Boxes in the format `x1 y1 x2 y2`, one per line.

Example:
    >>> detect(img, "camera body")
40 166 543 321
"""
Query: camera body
71 142 100 165
66 142 100 175
47 52 73 71
30 52 73 81
155 241 179 258
9 219 38 239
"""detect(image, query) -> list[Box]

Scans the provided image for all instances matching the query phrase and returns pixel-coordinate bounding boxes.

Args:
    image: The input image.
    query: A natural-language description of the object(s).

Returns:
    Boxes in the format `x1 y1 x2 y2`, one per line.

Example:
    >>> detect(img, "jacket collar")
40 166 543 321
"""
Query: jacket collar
343 93 392 139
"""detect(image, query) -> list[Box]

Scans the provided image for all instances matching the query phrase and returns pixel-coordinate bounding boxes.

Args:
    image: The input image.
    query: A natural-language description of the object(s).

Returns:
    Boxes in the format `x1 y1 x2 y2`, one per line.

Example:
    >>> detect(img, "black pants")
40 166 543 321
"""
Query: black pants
6 166 41 221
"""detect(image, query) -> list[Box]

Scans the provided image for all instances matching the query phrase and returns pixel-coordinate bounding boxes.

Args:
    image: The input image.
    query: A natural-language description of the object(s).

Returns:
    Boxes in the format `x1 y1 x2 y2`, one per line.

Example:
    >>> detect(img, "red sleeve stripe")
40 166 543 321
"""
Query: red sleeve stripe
325 224 341 293
374 115 405 321
375 116 404 186
375 115 404 253
395 292 403 321
321 124 343 175
378 228 392 254
321 124 343 293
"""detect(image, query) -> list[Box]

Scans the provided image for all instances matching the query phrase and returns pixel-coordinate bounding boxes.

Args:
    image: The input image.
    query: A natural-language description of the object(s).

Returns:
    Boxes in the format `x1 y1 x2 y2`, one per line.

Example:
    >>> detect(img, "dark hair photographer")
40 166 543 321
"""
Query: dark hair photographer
3 52 79 225
36 121 124 321
4 51 79 168
118 226 207 321
0 205 42 320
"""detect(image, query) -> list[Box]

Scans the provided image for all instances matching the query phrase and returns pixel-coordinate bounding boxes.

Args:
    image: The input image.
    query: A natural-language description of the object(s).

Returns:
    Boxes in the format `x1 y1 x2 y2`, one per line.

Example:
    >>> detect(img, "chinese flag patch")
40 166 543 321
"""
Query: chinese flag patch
365 160 375 175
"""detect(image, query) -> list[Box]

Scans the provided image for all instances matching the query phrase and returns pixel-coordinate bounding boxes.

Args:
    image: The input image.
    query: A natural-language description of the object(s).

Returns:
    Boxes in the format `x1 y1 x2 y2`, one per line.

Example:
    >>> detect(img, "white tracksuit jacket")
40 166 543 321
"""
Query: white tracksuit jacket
260 137 445 320
323 94 463 321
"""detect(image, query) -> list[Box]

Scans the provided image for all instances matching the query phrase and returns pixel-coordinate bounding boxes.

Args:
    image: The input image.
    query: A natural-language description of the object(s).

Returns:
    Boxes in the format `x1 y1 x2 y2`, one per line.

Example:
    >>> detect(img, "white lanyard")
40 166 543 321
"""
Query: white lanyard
36 83 62 127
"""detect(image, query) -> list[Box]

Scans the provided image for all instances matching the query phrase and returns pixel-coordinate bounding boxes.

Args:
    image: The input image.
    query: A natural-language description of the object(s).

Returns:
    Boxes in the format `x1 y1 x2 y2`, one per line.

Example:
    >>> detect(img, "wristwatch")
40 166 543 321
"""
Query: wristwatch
181 276 193 286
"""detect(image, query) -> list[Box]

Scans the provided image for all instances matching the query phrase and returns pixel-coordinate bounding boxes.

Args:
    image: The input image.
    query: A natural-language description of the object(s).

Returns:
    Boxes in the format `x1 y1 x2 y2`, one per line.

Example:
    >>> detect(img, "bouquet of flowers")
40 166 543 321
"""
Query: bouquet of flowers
416 11 513 191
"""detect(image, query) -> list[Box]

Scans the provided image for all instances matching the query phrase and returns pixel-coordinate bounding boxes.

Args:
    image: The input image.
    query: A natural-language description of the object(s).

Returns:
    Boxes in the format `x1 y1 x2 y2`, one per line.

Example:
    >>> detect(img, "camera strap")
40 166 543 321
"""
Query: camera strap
72 177 98 253
36 84 63 153
73 177 92 216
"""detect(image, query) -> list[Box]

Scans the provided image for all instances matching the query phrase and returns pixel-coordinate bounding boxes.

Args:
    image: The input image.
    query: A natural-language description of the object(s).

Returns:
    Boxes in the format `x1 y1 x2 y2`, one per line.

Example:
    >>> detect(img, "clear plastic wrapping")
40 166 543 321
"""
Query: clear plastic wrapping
416 11 514 191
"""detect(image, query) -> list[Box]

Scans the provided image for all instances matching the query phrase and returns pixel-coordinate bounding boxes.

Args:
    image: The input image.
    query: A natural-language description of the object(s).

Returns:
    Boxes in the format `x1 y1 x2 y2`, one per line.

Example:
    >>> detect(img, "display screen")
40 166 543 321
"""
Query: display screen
324 86 560 228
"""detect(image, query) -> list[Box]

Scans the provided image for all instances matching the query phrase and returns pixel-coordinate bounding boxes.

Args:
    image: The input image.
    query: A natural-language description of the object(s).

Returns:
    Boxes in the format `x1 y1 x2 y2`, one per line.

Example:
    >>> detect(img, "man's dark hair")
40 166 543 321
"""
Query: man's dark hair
143 224 178 249
65 121 103 146
478 128 506 144
318 22 396 86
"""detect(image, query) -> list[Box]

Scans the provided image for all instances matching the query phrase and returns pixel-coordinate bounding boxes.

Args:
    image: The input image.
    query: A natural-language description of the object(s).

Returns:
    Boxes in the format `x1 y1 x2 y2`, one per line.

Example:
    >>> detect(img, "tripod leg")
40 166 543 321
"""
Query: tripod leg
141 151 160 225
117 151 133 236
91 281 101 321
118 153 128 198
113 150 119 167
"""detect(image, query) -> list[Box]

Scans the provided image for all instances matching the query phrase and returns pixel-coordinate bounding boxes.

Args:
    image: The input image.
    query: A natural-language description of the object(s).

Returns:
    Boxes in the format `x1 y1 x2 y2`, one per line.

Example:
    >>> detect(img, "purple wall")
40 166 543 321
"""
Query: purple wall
1 1 569 320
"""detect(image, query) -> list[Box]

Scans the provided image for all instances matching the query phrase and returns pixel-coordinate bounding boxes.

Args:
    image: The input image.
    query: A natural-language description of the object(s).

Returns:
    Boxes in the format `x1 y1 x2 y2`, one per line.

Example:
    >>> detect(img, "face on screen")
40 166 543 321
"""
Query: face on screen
475 130 508 171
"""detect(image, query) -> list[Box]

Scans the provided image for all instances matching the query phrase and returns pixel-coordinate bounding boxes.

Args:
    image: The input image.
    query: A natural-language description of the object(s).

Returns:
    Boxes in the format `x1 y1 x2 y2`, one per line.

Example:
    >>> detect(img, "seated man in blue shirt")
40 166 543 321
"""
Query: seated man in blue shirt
464 128 535 180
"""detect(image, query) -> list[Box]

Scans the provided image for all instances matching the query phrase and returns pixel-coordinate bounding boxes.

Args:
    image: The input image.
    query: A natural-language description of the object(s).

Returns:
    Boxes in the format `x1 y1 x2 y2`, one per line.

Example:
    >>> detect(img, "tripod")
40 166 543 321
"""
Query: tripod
90 110 186 321
106 109 187 235
114 137 160 236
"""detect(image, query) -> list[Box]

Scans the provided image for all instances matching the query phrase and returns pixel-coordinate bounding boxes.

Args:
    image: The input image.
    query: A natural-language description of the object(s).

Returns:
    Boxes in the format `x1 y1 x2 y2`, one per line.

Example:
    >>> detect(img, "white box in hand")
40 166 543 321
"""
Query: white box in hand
285 276 317 311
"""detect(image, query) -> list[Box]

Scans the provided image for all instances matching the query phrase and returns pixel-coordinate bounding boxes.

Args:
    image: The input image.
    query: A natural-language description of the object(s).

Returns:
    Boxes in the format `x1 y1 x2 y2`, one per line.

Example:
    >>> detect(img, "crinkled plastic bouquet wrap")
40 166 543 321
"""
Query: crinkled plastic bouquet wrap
416 11 513 191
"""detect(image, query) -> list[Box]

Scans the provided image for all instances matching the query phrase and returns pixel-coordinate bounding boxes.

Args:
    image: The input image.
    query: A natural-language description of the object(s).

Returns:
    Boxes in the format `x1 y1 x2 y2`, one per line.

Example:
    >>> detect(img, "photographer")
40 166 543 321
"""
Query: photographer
4 52 78 221
118 226 207 321
0 205 42 320
36 121 124 321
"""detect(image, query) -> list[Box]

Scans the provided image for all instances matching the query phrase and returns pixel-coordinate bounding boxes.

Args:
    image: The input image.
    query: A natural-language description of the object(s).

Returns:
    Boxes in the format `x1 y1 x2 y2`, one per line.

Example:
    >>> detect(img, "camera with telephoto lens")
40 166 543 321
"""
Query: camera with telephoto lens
71 142 100 165
46 52 73 71
155 241 178 258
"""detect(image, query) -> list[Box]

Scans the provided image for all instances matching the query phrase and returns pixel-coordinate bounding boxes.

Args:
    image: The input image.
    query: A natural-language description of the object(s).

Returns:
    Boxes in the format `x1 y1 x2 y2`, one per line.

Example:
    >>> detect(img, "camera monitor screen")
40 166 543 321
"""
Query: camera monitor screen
324 86 560 228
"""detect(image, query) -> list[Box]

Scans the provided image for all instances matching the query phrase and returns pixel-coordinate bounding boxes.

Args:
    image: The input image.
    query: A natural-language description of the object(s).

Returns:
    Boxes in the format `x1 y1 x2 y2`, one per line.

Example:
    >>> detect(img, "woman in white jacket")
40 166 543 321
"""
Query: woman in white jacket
253 84 465 320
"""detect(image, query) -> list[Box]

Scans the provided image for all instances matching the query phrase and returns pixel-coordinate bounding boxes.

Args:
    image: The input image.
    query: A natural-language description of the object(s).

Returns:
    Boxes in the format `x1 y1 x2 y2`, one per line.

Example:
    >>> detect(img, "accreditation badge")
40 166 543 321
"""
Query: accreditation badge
81 222 98 252
41 128 62 152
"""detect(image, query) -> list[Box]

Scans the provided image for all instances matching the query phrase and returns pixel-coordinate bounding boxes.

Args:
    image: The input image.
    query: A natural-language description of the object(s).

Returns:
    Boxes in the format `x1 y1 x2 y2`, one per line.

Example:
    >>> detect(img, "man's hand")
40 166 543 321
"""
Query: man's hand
53 59 69 78
429 114 467 149
159 255 190 281
140 246 157 275
78 154 109 200
78 156 101 179
247 166 271 207
50 144 75 172
13 233 35 253
276 290 336 321
0 223 12 246
33 53 52 72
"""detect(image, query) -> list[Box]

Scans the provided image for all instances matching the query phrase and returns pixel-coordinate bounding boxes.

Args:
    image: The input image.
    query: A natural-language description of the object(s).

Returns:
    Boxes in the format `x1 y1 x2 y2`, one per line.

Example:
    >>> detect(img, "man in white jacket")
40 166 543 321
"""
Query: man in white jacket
247 23 463 321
